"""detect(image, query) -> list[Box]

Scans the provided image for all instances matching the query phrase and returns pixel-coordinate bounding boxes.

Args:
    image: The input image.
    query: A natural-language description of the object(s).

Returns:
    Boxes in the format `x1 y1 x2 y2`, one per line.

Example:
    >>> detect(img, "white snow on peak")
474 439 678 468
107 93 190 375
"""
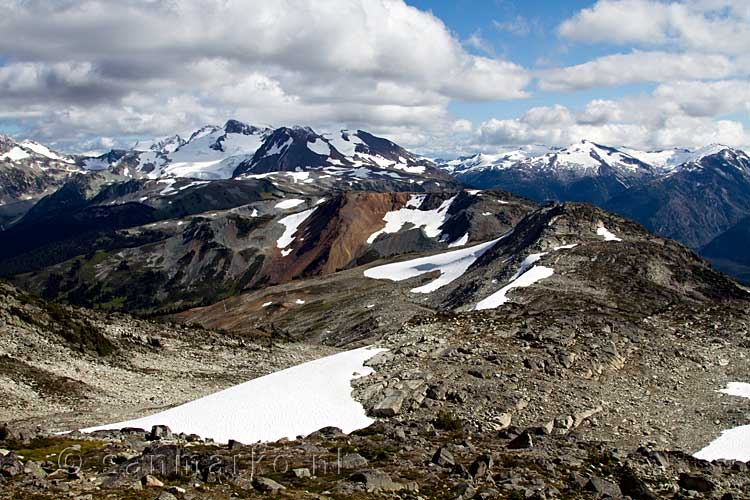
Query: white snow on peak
265 137 293 157
364 236 504 293
275 198 306 210
81 347 387 444
681 144 733 164
694 382 750 462
476 265 555 310
328 130 365 158
307 138 331 156
367 196 456 244
597 225 622 242
0 146 31 161
277 207 316 251
20 141 73 163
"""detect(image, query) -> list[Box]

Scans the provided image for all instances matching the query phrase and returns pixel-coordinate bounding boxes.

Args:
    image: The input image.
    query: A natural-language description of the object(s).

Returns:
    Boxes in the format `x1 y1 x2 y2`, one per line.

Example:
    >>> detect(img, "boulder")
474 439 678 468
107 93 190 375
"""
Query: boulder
678 472 716 493
586 476 623 498
141 474 164 488
341 453 369 469
149 425 173 441
507 431 533 450
431 447 456 467
469 454 493 479
292 468 311 478
0 452 24 478
252 476 287 494
372 391 407 417
348 469 403 492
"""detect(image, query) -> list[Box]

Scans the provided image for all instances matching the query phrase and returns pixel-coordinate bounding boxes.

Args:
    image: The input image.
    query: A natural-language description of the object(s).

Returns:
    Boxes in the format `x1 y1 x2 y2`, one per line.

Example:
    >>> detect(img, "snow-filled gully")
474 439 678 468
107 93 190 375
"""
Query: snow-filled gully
81 347 387 444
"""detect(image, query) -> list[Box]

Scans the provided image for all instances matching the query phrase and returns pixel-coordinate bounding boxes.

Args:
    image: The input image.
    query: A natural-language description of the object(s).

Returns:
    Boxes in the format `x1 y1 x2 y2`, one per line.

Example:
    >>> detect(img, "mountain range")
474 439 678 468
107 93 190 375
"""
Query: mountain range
439 140 750 281
3 124 750 285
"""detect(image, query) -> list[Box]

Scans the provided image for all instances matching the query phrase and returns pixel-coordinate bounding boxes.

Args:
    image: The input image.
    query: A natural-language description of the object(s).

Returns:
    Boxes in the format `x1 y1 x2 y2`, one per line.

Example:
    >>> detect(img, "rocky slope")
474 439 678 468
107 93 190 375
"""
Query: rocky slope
6 189 534 315
0 280 332 429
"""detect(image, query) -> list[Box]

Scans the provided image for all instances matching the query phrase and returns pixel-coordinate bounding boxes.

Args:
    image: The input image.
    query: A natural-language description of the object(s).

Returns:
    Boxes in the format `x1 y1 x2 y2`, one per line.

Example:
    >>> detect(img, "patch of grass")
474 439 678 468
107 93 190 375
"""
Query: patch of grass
434 411 462 431
8 437 104 463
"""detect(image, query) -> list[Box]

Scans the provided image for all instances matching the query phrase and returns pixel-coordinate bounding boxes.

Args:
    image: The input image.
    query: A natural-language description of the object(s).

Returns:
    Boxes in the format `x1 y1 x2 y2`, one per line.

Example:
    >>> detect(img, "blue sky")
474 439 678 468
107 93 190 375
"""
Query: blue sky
0 0 747 154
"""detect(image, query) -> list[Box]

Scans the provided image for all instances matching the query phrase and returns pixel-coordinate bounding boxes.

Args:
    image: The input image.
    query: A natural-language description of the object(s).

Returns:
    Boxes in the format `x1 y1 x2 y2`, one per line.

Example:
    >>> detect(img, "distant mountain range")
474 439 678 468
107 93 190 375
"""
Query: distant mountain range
2 123 749 282
439 140 750 281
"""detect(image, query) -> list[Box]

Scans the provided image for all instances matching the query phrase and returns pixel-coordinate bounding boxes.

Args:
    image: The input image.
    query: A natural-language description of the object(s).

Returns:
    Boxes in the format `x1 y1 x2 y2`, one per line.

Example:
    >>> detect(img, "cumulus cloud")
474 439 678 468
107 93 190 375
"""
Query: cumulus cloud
0 0 531 149
538 51 740 91
558 0 750 55
477 80 750 150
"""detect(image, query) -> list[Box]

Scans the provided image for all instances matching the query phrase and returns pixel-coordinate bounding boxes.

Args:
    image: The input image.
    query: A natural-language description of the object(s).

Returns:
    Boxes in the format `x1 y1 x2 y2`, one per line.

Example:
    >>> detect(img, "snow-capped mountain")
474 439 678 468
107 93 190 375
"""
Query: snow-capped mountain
232 126 447 183
442 140 658 205
0 134 84 225
77 120 452 188
606 145 750 249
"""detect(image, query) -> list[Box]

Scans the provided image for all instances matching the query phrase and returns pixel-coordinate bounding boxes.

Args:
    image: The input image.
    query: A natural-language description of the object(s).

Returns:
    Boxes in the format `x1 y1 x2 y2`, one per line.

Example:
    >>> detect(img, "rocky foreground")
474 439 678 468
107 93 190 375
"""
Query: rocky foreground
2 300 750 499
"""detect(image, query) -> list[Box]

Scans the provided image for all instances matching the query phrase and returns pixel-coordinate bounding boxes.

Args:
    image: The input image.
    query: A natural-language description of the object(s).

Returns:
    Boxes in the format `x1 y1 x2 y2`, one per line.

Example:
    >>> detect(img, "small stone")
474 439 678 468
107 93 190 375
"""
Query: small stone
586 476 623 498
431 447 456 467
292 468 311 478
372 391 407 417
252 476 287 494
141 475 164 488
507 431 533 450
341 453 369 469
149 425 172 441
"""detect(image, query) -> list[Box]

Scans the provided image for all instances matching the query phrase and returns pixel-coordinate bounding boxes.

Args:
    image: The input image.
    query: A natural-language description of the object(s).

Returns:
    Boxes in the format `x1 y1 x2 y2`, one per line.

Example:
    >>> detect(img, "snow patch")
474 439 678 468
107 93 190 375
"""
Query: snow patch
307 138 331 156
81 347 387 443
364 236 504 293
20 141 73 163
0 147 31 161
597 225 622 242
694 383 750 462
448 233 469 248
476 266 555 310
367 196 456 244
277 208 316 250
275 199 306 210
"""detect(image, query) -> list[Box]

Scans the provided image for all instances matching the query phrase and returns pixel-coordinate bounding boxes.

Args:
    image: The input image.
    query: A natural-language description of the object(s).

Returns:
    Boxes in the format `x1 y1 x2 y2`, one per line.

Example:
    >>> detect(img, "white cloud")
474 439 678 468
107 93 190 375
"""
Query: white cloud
539 51 739 91
558 0 750 55
0 0 530 148
477 80 750 150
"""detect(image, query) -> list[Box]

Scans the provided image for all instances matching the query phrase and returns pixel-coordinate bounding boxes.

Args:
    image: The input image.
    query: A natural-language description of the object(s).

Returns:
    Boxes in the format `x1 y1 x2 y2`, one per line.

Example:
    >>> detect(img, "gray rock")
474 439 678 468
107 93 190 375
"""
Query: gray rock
431 446 456 467
148 425 172 441
507 431 533 450
252 476 287 494
0 452 24 478
348 469 403 492
469 454 493 479
372 391 407 417
292 468 311 478
678 472 716 493
341 453 369 469
23 461 47 479
586 476 623 498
